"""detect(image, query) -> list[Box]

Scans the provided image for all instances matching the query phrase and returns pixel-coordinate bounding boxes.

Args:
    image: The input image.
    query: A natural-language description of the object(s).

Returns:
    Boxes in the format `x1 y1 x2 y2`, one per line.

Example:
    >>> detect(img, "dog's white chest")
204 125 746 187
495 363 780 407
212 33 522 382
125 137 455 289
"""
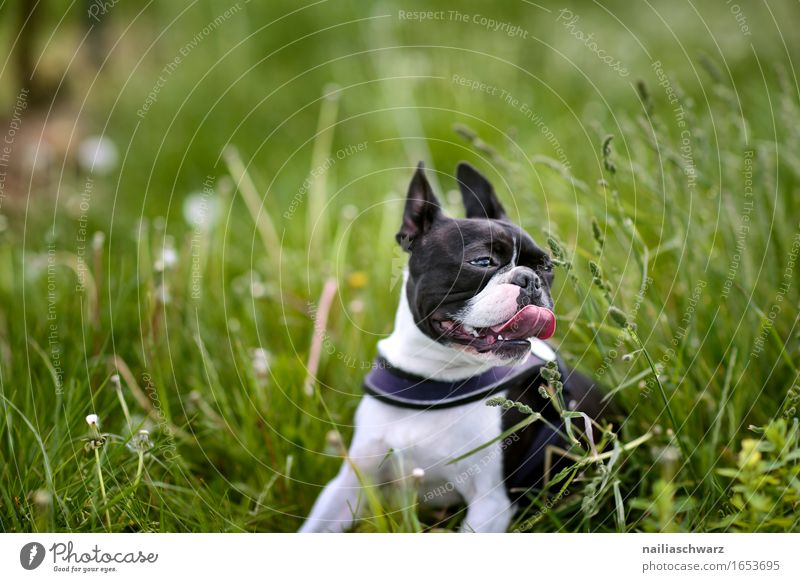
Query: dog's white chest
355 394 507 500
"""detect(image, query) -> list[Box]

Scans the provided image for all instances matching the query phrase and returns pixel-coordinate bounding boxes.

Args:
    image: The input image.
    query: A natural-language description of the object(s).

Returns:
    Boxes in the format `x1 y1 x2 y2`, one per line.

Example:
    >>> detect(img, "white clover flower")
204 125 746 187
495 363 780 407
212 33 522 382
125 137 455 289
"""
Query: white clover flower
85 413 99 427
78 135 119 175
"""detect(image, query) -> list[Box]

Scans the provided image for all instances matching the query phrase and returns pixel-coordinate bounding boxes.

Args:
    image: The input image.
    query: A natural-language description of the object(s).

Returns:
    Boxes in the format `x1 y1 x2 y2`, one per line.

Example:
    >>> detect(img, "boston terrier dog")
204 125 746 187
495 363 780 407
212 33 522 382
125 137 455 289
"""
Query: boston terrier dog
300 162 607 533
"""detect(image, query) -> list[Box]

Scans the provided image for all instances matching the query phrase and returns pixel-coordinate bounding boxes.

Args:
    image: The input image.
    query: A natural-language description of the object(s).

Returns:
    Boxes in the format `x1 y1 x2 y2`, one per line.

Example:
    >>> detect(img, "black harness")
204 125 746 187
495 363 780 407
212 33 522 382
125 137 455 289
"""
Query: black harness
363 351 567 410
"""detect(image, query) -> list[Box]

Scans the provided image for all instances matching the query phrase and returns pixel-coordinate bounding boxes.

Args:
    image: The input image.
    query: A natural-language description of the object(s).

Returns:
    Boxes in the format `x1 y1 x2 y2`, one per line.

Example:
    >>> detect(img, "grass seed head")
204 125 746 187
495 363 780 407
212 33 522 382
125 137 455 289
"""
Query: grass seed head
608 306 629 328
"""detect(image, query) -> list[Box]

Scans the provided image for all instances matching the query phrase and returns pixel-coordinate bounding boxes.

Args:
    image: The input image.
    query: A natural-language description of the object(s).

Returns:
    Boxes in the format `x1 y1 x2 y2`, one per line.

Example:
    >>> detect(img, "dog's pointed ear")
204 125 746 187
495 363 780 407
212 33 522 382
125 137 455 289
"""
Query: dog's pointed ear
456 162 506 220
396 162 442 252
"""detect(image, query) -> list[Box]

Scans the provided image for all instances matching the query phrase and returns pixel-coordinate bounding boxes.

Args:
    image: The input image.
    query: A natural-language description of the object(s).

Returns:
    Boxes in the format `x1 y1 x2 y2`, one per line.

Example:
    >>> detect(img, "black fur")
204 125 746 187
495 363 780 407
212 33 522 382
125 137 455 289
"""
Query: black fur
398 162 554 358
501 367 613 497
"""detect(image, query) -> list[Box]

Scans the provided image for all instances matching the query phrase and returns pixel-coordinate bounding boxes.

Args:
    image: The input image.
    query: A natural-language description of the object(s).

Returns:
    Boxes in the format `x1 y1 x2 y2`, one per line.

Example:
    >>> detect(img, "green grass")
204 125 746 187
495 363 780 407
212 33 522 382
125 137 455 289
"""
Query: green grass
1 1 799 532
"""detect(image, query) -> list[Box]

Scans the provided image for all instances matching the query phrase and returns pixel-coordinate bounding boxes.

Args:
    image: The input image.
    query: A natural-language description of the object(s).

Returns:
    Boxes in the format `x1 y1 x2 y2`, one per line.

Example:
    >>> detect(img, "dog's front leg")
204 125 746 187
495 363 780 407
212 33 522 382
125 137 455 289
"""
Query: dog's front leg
299 412 385 533
299 458 365 533
460 490 515 533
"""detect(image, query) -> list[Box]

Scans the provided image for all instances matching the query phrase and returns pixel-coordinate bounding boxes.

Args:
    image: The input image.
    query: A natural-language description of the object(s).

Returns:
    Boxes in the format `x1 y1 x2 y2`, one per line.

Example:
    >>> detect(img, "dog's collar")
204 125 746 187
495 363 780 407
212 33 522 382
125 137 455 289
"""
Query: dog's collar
363 349 566 410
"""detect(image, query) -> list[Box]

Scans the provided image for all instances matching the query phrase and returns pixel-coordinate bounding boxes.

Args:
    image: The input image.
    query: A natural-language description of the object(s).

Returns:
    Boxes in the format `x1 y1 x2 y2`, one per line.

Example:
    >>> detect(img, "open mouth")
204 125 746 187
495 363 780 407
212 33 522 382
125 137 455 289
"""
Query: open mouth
435 305 556 352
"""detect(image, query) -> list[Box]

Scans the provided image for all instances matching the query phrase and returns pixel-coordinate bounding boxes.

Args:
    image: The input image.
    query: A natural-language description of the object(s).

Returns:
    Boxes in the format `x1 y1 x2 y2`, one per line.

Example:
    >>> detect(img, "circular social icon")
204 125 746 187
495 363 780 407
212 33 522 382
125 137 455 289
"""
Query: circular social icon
20 542 46 570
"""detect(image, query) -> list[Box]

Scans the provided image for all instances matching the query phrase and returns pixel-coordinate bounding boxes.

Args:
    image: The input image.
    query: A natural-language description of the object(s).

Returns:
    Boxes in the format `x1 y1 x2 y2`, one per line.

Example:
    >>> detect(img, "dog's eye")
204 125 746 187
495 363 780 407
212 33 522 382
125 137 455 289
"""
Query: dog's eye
468 257 494 268
541 261 553 273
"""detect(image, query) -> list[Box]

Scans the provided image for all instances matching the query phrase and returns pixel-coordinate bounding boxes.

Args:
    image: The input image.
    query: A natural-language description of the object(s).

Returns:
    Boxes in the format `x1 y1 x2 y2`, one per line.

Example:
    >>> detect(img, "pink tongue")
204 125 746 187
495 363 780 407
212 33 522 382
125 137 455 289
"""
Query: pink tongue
490 305 556 340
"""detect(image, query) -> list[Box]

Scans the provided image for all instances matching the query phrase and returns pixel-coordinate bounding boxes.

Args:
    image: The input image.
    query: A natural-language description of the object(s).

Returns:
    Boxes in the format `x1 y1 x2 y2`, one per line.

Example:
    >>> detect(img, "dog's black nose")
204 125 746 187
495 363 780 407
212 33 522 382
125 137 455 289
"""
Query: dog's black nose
510 269 541 291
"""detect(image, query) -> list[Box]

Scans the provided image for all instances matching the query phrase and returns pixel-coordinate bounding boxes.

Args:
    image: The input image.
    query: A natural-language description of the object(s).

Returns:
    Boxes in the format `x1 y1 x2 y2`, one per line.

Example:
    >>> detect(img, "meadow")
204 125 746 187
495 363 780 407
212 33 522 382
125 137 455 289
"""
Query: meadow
0 0 799 532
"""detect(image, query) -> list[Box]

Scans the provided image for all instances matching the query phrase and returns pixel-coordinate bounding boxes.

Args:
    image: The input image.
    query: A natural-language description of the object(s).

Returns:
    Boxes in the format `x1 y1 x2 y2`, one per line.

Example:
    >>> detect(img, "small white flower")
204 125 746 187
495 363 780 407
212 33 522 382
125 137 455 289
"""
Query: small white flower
92 231 105 251
110 374 121 386
446 189 462 207
183 192 219 228
155 283 171 304
251 281 267 298
412 467 425 479
340 204 358 221
162 247 178 267
78 135 119 174
128 429 153 453
85 413 99 427
136 429 152 449
25 141 53 173
250 348 271 377
155 237 178 272
183 192 208 226
324 430 343 455
32 489 52 507
323 83 341 101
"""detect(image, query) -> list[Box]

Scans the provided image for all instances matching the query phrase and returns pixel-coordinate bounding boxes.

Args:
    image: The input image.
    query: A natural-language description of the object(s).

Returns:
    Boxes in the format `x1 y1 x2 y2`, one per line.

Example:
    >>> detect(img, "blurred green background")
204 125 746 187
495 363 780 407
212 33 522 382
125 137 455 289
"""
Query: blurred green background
1 1 799 532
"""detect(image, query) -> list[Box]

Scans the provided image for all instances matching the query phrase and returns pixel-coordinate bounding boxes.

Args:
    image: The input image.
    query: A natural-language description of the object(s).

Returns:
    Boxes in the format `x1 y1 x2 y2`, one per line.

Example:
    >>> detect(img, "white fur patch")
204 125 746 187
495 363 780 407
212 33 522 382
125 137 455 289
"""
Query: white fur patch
456 265 538 328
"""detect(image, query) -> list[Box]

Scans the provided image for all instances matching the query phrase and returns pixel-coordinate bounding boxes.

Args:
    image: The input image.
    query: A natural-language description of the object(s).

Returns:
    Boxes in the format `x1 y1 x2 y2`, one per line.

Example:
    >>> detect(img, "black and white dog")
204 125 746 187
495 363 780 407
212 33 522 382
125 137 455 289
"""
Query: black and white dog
300 162 607 533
